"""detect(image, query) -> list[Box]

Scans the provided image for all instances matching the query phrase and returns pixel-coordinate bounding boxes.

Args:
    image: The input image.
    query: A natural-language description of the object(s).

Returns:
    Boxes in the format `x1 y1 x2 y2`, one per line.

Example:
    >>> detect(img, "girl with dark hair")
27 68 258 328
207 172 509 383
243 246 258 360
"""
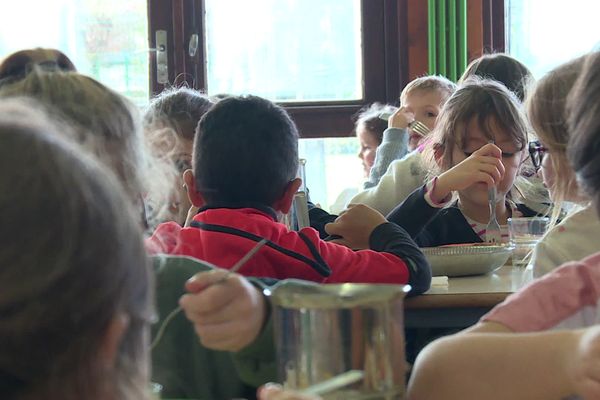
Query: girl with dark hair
406 51 600 400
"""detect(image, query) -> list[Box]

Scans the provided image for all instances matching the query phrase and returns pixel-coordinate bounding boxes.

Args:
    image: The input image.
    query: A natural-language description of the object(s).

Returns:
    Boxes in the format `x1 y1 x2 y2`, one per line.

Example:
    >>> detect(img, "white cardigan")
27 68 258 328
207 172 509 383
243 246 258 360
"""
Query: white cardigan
350 150 426 216
531 205 600 277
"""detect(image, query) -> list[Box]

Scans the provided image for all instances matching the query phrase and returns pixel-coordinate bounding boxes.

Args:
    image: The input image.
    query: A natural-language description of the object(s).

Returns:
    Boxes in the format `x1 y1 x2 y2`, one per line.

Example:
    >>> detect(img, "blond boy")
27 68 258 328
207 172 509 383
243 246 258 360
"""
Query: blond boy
356 76 456 214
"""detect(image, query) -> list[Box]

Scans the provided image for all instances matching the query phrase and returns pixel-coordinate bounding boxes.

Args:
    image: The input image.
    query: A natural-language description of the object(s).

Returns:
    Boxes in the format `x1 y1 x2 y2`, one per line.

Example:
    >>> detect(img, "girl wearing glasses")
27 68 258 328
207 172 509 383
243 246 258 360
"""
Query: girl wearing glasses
524 55 599 277
326 78 541 248
406 51 600 400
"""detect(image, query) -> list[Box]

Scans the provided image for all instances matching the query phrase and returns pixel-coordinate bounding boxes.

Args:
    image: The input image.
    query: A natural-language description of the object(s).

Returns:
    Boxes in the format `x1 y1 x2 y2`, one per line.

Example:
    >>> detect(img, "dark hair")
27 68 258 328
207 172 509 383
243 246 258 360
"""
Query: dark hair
354 102 396 144
194 95 299 205
0 100 152 400
0 48 76 87
568 52 600 215
459 53 533 102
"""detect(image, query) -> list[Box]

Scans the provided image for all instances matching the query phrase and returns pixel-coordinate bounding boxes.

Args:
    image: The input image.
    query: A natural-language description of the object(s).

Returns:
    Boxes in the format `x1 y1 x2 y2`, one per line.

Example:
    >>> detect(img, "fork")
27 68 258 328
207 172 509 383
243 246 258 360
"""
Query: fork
408 120 431 136
149 238 268 350
486 185 502 244
378 112 431 136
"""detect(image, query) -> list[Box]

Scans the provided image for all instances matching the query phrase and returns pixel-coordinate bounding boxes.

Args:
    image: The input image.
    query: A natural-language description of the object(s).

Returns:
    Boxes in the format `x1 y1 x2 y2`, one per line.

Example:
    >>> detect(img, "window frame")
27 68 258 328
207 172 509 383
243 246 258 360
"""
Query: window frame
147 0 505 138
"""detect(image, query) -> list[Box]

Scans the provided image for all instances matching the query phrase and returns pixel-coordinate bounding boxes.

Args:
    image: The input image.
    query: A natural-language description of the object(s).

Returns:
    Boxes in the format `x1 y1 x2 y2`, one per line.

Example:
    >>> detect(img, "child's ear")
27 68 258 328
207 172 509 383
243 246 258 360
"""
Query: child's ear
274 178 302 214
183 169 206 208
99 313 129 368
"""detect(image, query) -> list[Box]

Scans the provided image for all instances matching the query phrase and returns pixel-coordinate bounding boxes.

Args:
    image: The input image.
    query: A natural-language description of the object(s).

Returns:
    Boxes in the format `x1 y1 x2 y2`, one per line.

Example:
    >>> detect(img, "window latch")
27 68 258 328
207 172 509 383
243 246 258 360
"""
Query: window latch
189 34 199 57
155 30 168 85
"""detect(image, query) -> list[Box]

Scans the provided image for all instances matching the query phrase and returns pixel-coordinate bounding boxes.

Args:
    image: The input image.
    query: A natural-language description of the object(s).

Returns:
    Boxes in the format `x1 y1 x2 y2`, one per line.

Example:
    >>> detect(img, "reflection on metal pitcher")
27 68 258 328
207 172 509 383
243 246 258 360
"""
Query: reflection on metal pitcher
265 280 410 399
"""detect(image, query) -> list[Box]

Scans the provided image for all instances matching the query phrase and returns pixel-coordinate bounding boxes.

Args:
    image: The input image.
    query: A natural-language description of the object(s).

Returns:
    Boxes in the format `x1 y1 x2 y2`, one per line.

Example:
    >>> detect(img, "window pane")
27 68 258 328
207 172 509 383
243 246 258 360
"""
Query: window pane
0 0 149 105
204 0 363 102
299 137 363 214
507 0 600 78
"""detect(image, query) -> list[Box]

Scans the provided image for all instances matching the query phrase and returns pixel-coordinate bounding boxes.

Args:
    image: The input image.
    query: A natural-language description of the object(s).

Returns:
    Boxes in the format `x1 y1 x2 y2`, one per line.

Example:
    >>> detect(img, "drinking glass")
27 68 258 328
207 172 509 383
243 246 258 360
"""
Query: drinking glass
507 217 549 266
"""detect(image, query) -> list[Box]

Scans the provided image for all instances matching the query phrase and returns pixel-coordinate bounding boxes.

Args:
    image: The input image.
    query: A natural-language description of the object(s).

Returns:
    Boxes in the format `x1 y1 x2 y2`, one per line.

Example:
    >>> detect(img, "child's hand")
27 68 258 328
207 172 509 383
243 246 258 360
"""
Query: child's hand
569 326 600 398
324 204 387 250
179 268 268 352
388 106 414 129
432 143 505 202
258 383 321 400
184 205 199 227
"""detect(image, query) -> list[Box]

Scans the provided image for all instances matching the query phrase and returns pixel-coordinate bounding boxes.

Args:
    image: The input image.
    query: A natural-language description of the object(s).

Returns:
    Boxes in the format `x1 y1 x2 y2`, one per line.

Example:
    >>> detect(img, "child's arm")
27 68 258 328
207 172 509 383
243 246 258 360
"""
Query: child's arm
408 327 600 400
306 201 337 239
349 151 426 216
479 257 600 333
364 127 409 189
386 181 449 241
431 142 505 200
180 269 270 352
323 204 431 294
180 270 279 386
387 143 505 238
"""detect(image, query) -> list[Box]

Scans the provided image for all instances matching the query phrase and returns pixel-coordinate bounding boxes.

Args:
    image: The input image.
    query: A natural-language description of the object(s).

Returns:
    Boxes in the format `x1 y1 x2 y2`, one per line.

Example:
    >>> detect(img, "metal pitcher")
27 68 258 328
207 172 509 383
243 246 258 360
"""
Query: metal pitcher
265 280 410 399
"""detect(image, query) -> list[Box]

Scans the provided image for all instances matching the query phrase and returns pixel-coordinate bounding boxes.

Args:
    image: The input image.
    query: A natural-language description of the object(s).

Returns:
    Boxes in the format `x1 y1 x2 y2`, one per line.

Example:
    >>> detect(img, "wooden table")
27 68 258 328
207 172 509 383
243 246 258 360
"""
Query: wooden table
404 265 533 328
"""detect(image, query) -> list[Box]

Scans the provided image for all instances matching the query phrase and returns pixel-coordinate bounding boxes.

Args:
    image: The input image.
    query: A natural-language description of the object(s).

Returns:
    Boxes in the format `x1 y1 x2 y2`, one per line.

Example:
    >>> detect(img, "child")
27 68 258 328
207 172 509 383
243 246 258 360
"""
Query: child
351 76 456 215
144 87 214 225
459 53 551 216
148 95 431 290
405 52 600 400
524 56 599 277
355 102 397 180
380 78 537 247
0 68 174 228
188 52 600 400
330 102 396 214
0 99 153 400
353 55 541 218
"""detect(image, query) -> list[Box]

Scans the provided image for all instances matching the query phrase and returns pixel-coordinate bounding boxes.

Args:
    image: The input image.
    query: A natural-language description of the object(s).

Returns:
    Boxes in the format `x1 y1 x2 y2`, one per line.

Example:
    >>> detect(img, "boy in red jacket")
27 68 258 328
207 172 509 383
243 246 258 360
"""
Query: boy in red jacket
147 95 430 293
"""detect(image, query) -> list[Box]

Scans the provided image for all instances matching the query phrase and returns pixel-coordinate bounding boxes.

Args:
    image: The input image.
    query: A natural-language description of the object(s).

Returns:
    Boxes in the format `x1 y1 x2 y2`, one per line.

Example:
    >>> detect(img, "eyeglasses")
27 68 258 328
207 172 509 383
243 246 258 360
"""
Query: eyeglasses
528 140 548 171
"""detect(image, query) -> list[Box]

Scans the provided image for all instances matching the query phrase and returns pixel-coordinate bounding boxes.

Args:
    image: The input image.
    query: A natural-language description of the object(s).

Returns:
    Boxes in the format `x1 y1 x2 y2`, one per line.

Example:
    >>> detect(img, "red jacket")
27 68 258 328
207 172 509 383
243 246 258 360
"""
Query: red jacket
147 206 430 290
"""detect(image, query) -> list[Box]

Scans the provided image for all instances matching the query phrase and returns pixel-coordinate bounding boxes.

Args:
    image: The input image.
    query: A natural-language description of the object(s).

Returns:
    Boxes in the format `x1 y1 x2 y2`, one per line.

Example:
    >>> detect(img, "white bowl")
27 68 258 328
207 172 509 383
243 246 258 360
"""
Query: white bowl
422 245 514 277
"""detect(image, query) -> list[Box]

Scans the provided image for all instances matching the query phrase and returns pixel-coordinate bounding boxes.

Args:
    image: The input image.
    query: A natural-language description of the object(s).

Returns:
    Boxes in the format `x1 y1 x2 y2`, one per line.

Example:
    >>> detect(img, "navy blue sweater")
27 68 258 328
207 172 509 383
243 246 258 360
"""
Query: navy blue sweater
387 185 539 247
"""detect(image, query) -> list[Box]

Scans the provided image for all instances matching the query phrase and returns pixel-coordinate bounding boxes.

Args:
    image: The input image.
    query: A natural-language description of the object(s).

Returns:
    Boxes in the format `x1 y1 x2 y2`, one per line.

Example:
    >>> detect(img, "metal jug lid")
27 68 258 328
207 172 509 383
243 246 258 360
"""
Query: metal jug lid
265 279 411 309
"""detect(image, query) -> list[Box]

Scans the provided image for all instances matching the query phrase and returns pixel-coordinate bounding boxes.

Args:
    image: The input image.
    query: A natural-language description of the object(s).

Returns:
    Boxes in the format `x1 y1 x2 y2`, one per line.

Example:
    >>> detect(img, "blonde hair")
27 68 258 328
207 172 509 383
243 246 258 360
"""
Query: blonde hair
425 77 529 179
143 87 213 224
400 75 457 106
568 51 600 217
0 69 175 228
527 56 587 224
144 87 212 142
0 99 152 400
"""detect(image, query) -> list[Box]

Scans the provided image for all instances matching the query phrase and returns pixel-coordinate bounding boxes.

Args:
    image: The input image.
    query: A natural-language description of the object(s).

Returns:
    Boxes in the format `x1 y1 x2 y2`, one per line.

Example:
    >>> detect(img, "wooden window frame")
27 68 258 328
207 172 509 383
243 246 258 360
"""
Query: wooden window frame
148 0 506 138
